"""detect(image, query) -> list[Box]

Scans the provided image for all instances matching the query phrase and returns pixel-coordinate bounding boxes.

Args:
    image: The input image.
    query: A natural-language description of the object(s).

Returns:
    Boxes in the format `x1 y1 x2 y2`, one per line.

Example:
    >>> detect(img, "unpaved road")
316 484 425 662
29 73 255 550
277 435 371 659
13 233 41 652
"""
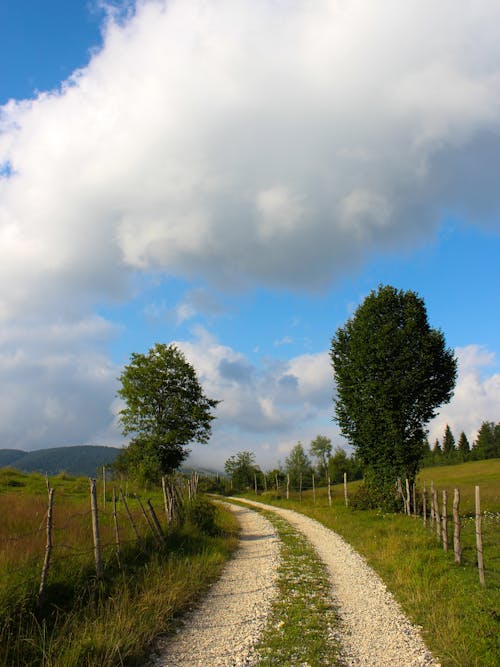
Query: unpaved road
147 499 439 667
147 503 280 666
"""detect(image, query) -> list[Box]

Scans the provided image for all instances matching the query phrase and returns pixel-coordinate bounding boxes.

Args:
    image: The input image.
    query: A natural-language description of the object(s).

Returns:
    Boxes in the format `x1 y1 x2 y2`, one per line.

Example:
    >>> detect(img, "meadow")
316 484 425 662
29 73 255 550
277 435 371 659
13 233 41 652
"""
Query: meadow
0 468 238 666
246 459 500 667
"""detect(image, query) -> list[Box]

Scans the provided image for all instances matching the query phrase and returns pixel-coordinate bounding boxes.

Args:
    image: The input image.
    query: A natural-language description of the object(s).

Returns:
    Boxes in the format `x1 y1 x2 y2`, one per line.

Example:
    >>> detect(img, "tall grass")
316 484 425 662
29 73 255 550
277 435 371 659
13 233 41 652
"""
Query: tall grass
0 470 239 666
245 459 500 667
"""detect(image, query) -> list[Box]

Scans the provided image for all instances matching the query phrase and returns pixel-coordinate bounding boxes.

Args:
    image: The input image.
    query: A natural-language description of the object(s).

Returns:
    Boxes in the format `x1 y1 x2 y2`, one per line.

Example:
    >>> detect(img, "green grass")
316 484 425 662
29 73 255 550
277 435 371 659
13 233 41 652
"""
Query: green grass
0 469 239 666
418 459 500 514
242 459 500 667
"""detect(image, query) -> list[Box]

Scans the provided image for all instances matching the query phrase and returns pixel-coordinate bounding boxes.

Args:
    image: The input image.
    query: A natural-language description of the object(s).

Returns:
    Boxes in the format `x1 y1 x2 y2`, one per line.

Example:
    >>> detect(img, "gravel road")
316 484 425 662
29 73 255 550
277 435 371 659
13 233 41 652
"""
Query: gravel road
147 503 280 667
147 499 440 666
238 498 440 667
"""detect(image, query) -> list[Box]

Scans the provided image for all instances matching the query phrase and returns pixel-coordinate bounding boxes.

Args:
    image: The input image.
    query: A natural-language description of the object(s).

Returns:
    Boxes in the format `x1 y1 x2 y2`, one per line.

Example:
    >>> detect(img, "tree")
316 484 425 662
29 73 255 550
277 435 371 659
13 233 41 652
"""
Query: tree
473 421 500 460
285 442 312 488
442 425 456 456
457 431 470 458
116 343 219 484
328 446 363 484
309 435 332 481
224 451 259 491
330 285 457 506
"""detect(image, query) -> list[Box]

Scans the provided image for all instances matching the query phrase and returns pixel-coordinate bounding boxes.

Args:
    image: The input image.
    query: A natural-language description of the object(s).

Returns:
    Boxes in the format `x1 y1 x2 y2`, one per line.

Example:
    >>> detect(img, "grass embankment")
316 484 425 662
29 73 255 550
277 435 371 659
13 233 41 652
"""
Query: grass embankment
0 468 239 666
244 459 500 667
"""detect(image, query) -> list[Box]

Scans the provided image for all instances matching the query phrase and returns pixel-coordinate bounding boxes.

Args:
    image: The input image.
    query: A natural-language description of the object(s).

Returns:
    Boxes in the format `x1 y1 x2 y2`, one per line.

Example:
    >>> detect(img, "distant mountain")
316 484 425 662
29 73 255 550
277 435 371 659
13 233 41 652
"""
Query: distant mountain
0 449 28 467
0 445 121 477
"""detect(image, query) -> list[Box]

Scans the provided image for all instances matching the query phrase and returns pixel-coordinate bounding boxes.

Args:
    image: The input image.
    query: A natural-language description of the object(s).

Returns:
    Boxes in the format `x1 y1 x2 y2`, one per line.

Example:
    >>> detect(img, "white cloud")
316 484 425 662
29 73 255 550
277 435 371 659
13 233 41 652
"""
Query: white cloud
1 0 500 319
428 345 500 445
0 315 121 450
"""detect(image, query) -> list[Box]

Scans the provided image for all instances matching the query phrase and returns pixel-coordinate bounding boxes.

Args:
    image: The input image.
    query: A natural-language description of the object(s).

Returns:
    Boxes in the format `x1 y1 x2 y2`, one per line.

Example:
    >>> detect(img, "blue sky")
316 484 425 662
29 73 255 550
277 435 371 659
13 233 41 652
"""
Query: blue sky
1 0 500 470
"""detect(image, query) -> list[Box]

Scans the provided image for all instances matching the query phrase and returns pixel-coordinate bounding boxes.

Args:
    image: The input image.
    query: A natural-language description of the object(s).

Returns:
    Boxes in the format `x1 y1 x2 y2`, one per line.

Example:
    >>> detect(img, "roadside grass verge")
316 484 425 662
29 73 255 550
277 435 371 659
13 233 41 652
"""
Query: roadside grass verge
242 460 500 667
0 476 239 667
227 500 341 666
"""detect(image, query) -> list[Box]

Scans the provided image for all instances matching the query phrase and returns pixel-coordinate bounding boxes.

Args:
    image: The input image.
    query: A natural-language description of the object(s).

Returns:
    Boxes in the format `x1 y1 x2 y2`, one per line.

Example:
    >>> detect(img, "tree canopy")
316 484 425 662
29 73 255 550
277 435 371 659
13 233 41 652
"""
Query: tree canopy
330 285 457 505
224 451 259 491
309 435 332 481
116 343 219 484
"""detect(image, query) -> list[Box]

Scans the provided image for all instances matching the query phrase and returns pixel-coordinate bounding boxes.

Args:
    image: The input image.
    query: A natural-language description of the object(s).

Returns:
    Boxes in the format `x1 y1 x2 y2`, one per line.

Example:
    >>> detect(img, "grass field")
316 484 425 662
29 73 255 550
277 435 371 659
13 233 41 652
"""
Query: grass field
244 459 500 667
0 468 239 666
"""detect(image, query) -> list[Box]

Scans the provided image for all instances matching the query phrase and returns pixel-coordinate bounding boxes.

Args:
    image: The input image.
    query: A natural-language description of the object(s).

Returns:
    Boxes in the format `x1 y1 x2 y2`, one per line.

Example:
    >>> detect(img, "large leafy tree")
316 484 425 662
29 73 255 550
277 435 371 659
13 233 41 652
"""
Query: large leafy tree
330 285 457 505
116 343 219 484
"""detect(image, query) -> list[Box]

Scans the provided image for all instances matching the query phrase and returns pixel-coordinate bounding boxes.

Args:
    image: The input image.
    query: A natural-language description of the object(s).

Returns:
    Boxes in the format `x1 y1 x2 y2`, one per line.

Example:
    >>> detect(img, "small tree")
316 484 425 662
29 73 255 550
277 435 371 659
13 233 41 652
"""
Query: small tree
224 451 259 491
309 435 332 482
442 425 456 457
116 343 219 485
285 442 312 489
330 285 457 507
457 431 470 458
473 421 500 460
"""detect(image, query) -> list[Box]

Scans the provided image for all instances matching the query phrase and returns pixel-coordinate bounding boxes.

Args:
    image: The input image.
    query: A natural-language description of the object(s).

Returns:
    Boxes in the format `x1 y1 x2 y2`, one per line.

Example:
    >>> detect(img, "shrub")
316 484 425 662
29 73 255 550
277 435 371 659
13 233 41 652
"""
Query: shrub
185 497 218 535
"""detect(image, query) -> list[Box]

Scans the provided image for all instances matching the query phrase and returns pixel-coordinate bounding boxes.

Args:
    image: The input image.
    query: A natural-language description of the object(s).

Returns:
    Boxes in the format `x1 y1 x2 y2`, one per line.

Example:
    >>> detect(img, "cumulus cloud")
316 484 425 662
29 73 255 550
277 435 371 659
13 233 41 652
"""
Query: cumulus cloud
1 0 500 319
428 345 500 445
0 316 120 450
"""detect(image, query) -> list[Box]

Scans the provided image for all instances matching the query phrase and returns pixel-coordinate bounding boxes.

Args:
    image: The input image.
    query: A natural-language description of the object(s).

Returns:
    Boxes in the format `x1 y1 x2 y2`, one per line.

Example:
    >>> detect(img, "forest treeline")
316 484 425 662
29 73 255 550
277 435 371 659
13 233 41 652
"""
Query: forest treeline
222 419 500 493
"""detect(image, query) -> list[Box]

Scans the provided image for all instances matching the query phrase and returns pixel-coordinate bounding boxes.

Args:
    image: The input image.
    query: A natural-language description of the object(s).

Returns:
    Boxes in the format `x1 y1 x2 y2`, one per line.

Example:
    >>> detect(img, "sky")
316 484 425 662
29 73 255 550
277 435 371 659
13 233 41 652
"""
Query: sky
1 0 500 471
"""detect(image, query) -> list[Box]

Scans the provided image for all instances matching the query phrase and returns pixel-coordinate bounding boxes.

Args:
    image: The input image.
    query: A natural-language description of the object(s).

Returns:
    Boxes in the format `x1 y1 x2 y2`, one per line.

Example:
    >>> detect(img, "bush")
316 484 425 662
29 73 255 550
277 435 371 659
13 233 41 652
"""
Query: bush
350 482 404 512
184 497 218 535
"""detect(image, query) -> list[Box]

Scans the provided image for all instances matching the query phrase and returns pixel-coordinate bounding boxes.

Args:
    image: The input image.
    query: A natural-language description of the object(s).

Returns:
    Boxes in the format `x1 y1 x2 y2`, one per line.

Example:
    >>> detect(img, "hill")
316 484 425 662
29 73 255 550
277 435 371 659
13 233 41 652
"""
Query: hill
0 449 28 467
0 445 121 477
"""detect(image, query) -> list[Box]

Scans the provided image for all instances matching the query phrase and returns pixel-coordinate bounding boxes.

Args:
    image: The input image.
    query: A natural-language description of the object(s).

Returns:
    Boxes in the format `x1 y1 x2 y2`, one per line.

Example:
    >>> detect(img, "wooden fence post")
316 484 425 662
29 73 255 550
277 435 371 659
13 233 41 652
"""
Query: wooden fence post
442 490 448 552
433 489 441 540
286 473 290 500
254 472 258 495
430 481 434 529
299 473 303 502
90 479 103 580
147 499 166 546
120 488 140 540
112 487 121 568
312 474 316 505
344 472 348 507
38 487 55 607
453 488 461 565
475 486 485 586
327 475 332 508
161 476 169 523
422 481 427 526
102 465 106 509
136 495 160 544
405 478 411 515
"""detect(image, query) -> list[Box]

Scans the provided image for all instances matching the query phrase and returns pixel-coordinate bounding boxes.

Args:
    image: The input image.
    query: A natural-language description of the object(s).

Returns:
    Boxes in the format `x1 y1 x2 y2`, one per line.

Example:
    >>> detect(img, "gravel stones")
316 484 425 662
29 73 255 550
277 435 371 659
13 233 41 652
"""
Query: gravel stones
147 503 280 667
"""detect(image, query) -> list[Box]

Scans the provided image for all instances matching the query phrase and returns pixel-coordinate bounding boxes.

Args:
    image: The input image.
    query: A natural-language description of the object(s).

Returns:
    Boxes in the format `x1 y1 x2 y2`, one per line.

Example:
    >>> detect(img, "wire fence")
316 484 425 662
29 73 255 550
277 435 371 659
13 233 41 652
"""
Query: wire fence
0 471 201 607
